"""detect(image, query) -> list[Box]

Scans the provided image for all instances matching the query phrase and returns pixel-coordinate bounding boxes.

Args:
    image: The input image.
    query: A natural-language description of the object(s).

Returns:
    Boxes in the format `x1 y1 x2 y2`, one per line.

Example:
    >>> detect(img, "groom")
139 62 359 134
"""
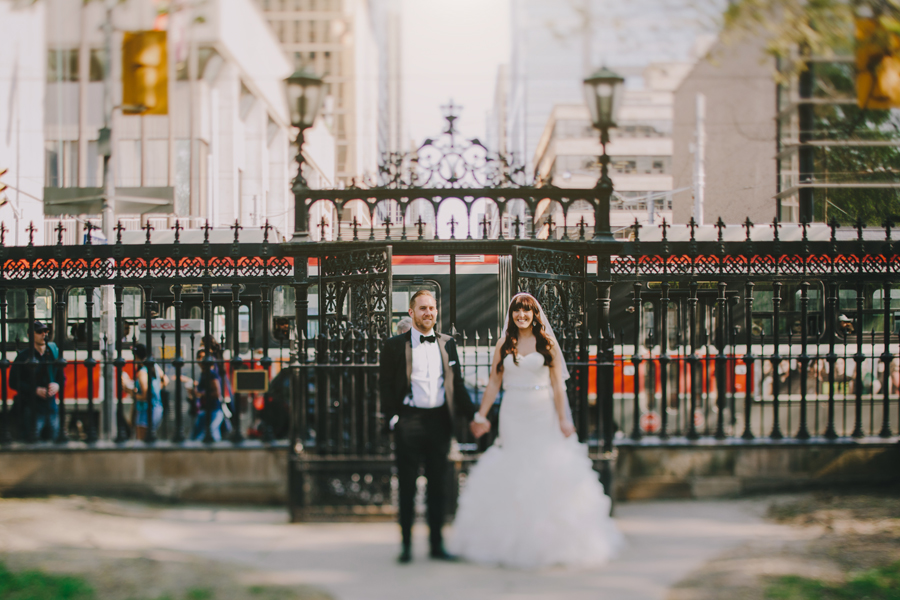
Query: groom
380 290 477 563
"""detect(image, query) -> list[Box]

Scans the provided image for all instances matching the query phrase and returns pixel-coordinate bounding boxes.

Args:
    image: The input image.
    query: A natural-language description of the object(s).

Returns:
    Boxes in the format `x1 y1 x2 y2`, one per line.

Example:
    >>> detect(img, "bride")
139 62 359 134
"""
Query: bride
449 292 622 569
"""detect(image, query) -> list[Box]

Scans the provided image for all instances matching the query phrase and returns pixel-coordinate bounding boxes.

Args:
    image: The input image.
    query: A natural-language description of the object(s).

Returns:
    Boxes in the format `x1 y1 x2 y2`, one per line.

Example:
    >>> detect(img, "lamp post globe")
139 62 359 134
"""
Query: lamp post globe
285 68 324 241
285 68 325 131
583 66 624 144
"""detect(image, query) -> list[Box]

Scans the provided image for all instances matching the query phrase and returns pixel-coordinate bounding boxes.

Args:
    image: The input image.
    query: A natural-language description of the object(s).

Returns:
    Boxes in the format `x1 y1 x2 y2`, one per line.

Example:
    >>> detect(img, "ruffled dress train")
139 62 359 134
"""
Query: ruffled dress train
449 352 622 569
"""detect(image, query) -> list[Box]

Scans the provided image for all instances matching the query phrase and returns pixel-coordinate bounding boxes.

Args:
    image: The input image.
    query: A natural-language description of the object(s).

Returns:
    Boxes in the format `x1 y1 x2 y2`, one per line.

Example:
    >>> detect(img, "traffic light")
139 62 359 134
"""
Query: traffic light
856 17 900 109
122 31 168 115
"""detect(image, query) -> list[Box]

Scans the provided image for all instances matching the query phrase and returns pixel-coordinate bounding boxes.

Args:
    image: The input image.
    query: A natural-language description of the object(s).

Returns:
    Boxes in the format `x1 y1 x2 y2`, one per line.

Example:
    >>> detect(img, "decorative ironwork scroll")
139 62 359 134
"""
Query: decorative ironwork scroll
318 247 392 342
376 101 527 189
510 246 586 349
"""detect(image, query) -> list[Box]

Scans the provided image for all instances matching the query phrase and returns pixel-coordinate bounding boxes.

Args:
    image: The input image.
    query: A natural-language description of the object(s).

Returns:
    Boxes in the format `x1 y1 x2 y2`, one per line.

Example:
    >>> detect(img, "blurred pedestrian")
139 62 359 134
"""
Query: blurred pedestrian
9 321 64 442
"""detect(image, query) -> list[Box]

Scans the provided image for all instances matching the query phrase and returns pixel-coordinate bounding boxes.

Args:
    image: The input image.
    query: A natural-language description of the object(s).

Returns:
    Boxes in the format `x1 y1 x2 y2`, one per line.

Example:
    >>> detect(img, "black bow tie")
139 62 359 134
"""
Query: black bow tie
420 334 436 344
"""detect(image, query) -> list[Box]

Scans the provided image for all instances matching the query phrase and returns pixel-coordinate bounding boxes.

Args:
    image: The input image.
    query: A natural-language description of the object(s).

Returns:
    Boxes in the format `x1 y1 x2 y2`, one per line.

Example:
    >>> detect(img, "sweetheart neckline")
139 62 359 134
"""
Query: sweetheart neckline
506 351 542 360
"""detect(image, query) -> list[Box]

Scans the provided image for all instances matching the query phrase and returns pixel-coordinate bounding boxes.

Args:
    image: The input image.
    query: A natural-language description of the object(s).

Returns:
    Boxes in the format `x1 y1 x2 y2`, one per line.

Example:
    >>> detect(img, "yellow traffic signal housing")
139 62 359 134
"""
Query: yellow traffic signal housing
122 31 168 115
856 17 900 109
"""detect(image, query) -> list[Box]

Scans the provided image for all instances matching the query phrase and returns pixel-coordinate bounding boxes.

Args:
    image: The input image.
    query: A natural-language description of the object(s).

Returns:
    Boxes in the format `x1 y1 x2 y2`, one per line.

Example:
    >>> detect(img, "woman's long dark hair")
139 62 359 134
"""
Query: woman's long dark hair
133 343 156 381
496 294 554 374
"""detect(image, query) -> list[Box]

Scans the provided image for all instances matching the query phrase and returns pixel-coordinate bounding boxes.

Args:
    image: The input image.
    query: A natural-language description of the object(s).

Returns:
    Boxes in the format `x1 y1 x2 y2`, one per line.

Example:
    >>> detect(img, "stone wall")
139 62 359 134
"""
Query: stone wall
1 441 897 508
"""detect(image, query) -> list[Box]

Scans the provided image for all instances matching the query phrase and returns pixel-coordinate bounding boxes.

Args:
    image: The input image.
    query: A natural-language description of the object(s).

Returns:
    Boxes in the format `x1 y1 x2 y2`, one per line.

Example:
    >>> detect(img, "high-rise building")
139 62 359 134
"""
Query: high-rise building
38 0 314 241
507 0 707 175
257 0 399 186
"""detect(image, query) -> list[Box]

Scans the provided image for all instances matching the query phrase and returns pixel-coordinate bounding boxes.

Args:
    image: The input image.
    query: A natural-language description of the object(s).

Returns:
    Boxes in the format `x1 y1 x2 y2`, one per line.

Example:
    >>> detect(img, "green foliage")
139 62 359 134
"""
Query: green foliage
722 0 900 79
766 561 900 600
0 562 94 600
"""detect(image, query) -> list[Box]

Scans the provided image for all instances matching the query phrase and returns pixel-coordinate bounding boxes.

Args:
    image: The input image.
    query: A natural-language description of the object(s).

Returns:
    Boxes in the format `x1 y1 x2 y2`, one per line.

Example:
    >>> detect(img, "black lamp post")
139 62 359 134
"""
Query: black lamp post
285 68 325 242
583 66 624 240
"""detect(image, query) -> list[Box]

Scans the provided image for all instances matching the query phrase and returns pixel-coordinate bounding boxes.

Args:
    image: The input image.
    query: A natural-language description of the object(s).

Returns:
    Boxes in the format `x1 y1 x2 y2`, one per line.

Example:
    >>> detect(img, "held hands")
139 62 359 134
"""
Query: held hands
470 419 491 439
47 383 60 398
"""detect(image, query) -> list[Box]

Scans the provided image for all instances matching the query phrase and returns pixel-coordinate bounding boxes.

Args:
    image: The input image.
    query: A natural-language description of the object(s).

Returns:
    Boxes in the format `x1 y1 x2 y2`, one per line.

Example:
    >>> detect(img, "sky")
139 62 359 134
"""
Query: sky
400 0 511 147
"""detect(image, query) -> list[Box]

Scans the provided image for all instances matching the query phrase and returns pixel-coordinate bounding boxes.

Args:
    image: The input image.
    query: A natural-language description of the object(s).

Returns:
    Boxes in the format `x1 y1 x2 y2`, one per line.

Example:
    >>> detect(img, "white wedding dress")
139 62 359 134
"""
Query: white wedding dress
449 352 622 569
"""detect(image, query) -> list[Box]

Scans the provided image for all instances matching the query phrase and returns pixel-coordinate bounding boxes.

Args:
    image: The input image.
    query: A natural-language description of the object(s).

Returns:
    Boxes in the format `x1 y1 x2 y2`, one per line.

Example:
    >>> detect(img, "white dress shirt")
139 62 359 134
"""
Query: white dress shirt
405 326 445 408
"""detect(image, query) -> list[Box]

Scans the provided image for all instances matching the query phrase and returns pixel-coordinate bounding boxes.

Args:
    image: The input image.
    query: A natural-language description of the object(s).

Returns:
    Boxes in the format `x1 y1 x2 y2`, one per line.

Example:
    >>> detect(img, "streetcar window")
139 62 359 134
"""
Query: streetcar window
3 288 54 343
239 305 250 352
212 306 226 346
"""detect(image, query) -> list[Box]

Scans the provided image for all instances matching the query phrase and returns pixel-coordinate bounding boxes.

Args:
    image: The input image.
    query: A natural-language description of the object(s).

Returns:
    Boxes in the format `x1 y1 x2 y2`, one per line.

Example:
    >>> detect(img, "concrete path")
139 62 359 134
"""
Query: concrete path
0 496 802 600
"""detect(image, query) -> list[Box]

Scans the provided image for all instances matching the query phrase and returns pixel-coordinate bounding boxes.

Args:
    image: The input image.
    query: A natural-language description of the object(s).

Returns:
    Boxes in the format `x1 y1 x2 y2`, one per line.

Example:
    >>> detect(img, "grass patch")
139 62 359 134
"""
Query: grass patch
766 561 900 600
0 561 94 600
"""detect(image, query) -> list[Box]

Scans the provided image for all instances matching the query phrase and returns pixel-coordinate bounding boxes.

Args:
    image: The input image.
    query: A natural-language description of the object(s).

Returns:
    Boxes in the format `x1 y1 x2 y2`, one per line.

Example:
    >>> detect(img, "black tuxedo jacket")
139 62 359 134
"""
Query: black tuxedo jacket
380 330 475 428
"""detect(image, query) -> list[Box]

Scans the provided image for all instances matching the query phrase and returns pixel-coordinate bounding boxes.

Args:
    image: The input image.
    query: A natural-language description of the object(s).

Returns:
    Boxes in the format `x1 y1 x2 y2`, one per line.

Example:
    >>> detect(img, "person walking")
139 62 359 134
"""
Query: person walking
10 321 64 442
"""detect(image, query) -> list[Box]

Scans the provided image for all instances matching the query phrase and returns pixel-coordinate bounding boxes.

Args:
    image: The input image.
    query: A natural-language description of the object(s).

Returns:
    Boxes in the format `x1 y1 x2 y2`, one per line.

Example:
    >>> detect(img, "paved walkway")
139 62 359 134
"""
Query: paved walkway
0 496 801 600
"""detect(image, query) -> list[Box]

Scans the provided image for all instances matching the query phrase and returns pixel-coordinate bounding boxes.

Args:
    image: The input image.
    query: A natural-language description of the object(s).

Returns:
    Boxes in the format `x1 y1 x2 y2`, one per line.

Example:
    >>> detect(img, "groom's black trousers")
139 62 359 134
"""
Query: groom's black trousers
394 404 452 551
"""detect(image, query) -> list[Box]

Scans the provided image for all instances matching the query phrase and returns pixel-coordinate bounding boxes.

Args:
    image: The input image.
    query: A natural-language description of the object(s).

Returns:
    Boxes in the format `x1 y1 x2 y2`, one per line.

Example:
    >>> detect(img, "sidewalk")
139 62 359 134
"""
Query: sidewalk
0 496 801 600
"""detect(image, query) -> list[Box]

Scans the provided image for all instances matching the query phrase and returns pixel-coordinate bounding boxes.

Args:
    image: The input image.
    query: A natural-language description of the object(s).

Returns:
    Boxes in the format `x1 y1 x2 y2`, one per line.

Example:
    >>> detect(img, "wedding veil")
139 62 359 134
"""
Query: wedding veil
501 292 574 424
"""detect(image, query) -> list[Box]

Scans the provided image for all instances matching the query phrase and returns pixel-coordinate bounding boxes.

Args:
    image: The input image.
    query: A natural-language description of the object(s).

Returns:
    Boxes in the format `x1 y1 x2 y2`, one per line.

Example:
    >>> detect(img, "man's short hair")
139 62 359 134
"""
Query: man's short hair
409 289 435 310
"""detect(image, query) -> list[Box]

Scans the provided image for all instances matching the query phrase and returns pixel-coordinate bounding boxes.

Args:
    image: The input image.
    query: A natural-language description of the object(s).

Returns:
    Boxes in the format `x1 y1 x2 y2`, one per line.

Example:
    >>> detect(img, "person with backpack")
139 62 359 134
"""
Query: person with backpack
9 321 65 442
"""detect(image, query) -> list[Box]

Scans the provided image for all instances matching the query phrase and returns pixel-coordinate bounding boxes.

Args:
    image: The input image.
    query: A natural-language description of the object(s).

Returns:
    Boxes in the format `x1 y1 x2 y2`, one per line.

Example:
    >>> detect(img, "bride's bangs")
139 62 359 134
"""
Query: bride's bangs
510 295 540 316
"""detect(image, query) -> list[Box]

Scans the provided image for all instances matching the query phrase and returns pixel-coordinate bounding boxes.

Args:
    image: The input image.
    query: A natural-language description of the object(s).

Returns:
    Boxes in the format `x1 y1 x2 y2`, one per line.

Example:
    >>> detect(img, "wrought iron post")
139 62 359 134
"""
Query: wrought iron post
202 283 214 443
659 282 670 440
84 286 98 442
742 282 755 439
630 282 642 440
142 284 156 443
852 282 865 438
714 282 727 439
824 281 838 439
0 289 9 444
259 283 273 442
770 281 784 439
797 282 811 439
53 286 68 443
595 279 615 453
879 280 893 437
172 283 185 443
113 284 127 442
230 283 243 443
687 281 700 440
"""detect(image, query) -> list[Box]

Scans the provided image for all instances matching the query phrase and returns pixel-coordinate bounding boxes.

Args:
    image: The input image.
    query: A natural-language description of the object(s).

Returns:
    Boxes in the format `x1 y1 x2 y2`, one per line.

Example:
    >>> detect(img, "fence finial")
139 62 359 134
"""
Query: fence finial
855 217 866 241
174 219 182 243
770 216 781 241
658 217 669 241
883 217 893 241
55 221 66 245
202 220 212 243
828 216 839 241
632 217 642 241
687 216 697 241
263 220 272 243
26 221 36 246
142 220 154 244
231 219 242 243
115 221 125 244
715 217 726 242
742 217 753 241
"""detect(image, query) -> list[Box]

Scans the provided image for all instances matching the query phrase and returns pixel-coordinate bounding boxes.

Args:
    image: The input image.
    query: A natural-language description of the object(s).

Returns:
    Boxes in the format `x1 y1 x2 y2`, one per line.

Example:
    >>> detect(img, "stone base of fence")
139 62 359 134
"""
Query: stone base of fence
614 438 900 501
2 440 897 509
0 442 289 504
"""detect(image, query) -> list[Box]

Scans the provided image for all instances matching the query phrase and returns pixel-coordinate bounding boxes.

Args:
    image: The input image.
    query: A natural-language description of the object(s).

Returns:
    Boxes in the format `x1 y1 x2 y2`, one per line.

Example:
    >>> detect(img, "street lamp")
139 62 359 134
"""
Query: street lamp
285 68 325 241
583 66 624 239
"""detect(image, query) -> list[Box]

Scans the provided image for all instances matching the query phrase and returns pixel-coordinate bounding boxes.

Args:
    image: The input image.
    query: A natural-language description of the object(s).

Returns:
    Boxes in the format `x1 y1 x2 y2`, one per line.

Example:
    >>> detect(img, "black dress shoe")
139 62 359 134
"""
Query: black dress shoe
397 547 412 564
429 547 458 561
